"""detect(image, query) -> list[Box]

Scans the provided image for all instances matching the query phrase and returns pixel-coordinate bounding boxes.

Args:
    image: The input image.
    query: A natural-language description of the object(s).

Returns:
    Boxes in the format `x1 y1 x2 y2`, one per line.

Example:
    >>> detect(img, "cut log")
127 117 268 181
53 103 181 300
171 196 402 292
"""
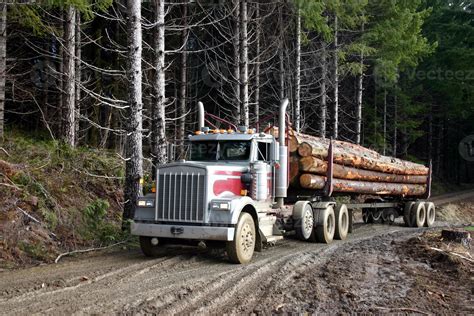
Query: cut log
299 174 427 196
299 156 428 184
298 140 427 175
289 154 300 186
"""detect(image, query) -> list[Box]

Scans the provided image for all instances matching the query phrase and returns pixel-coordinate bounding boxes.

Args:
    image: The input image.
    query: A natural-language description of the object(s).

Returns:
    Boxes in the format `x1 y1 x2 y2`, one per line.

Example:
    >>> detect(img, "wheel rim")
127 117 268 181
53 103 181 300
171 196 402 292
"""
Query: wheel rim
341 211 348 232
427 205 435 223
240 222 254 256
303 208 314 238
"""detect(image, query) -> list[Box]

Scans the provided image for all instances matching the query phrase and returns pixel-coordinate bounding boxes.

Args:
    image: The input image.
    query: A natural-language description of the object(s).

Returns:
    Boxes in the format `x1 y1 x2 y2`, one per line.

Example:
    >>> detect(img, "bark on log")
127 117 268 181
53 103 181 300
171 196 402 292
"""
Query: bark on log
299 174 427 196
299 156 428 184
297 138 427 176
289 154 300 186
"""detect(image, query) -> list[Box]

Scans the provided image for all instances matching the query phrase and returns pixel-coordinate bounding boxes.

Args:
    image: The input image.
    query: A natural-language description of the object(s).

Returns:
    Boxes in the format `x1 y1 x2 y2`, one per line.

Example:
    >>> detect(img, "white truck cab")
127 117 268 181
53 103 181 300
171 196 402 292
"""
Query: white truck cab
132 100 290 263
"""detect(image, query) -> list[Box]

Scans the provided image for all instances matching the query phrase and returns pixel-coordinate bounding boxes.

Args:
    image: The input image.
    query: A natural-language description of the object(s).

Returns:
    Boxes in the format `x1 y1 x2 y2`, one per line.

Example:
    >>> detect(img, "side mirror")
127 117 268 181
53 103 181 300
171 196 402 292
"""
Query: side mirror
271 141 279 162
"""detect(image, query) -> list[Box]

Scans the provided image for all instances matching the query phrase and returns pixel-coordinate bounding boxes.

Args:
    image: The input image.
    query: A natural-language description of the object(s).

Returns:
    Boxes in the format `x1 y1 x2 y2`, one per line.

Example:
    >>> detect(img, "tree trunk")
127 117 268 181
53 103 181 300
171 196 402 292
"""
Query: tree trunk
123 0 143 222
254 2 260 127
152 0 167 172
177 2 187 159
355 23 364 145
0 3 6 141
232 0 240 123
299 156 427 184
63 5 76 147
279 4 285 101
331 15 339 139
383 88 387 155
294 8 302 133
240 0 249 127
299 174 426 196
393 93 398 156
75 12 81 146
319 43 327 138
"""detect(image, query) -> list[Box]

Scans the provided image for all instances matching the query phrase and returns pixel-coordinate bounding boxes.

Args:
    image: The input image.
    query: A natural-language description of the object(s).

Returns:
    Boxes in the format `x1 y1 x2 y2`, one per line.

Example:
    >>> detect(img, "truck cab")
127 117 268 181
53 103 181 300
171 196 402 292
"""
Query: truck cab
132 100 290 264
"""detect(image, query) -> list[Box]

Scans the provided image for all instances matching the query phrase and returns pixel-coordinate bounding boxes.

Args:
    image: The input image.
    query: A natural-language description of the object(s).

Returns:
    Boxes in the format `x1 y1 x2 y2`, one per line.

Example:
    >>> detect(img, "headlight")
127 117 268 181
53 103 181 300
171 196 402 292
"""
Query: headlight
137 199 155 207
210 200 231 211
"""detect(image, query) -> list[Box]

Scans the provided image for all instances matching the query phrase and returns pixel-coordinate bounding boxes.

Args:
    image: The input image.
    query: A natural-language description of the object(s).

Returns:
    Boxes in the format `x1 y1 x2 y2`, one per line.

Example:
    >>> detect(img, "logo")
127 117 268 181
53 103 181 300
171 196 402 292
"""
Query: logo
459 135 474 162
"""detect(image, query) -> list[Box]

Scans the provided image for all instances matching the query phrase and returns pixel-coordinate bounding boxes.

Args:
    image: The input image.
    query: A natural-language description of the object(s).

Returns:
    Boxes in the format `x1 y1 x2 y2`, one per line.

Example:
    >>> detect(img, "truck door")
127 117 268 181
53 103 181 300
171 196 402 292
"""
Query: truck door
256 140 273 199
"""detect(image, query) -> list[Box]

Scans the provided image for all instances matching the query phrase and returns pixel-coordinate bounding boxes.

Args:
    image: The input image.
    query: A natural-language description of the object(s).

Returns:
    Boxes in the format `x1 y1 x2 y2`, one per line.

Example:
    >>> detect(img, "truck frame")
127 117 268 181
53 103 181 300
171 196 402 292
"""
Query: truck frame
131 99 435 263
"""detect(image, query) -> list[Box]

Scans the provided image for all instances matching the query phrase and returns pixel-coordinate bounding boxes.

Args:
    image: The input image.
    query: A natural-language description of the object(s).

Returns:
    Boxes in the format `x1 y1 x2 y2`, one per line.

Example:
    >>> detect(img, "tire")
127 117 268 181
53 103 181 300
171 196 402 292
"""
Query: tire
226 213 256 264
315 206 335 244
403 202 415 227
334 204 349 240
424 202 436 227
294 202 315 241
411 201 426 228
139 236 161 257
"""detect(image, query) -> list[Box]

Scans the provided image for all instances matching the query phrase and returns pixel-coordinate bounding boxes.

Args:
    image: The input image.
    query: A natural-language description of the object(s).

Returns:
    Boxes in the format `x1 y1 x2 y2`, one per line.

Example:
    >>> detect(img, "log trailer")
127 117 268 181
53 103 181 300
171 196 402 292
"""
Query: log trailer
131 99 435 263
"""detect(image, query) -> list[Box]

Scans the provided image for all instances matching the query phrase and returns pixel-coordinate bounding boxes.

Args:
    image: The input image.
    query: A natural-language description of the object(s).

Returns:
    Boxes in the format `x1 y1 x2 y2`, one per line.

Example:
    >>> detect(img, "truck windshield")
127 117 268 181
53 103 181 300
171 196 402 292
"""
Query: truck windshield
190 141 251 161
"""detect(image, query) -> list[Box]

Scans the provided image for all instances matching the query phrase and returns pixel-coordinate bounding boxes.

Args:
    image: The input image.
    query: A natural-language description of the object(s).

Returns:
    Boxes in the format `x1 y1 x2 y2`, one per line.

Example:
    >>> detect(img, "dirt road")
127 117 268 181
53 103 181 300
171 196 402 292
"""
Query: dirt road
0 192 472 315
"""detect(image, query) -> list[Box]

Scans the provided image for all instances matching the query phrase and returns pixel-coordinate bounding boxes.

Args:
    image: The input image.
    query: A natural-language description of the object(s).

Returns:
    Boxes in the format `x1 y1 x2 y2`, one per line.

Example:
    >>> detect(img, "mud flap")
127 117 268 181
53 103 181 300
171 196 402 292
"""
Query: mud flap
348 209 353 233
255 230 263 252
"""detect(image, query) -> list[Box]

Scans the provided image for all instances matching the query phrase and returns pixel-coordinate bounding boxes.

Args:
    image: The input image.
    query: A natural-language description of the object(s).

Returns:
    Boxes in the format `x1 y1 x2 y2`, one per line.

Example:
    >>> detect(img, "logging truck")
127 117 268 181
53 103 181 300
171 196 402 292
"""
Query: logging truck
131 99 435 264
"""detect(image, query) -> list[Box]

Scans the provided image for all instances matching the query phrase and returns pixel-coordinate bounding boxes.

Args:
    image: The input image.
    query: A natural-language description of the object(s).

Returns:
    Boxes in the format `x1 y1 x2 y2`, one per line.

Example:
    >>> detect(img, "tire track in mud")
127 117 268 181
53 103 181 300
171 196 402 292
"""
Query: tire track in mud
0 221 451 315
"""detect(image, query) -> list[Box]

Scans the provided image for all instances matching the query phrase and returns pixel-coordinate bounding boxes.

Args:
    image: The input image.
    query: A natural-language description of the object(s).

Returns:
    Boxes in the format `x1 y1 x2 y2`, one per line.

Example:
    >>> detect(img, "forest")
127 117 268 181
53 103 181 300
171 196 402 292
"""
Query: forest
0 0 473 220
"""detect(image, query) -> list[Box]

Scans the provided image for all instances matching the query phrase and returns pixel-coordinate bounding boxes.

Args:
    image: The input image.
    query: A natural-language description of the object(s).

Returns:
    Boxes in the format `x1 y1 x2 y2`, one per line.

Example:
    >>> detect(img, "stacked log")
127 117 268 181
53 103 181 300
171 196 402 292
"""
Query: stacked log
269 127 429 197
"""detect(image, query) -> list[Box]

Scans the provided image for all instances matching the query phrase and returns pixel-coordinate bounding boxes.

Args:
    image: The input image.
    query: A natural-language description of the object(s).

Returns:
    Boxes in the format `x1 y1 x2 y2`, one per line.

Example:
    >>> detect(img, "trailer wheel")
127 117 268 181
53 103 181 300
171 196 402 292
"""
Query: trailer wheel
334 204 349 240
403 202 415 227
411 201 426 228
293 202 315 241
424 202 436 227
315 206 335 244
139 236 161 257
226 213 256 264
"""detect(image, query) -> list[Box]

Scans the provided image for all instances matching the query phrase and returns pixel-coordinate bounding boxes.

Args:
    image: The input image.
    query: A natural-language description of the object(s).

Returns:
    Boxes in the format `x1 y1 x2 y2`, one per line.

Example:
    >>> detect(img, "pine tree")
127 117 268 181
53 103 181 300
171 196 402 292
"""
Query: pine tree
123 0 143 222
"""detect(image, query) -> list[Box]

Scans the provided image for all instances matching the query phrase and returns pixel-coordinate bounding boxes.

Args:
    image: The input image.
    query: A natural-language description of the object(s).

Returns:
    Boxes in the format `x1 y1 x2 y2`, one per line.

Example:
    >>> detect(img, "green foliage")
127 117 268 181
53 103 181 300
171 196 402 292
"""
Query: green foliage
363 0 435 84
19 241 50 261
81 199 124 243
10 0 113 37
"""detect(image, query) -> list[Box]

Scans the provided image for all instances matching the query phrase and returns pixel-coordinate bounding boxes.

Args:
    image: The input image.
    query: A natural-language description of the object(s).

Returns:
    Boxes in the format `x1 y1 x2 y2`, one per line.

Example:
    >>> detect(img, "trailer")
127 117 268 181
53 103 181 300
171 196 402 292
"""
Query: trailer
131 99 435 263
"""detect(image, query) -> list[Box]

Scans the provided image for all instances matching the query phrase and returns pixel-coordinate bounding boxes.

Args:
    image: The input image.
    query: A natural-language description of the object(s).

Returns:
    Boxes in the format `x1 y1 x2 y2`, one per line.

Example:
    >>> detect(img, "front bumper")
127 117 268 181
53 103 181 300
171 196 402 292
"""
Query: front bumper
131 221 235 241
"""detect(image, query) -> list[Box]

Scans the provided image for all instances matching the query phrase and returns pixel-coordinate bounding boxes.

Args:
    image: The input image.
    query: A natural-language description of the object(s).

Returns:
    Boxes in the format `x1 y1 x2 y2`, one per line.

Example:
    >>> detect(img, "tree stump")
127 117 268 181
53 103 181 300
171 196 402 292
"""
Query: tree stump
441 229 472 247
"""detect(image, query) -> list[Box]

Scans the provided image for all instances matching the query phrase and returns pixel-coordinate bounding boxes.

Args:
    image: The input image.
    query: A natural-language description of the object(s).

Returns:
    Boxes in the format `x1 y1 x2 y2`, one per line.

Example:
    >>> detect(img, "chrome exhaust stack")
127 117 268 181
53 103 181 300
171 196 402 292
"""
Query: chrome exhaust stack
275 98 289 207
197 101 205 130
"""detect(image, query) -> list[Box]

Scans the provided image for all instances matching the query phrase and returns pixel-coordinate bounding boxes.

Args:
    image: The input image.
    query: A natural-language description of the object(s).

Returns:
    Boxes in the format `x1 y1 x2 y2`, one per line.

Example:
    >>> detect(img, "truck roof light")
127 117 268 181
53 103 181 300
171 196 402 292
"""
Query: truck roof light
220 129 226 134
195 131 202 135
227 129 234 134
247 129 254 134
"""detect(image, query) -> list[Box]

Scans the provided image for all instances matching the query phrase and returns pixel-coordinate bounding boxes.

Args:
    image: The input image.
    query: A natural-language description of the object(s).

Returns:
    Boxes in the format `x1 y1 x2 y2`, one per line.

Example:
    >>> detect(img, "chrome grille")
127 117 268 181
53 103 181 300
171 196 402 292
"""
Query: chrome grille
156 168 206 222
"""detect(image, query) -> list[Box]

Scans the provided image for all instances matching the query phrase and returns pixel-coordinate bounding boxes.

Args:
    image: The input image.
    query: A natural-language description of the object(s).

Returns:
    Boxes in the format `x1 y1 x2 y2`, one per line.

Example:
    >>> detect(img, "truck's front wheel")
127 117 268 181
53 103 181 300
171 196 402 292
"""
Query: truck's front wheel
227 213 256 264
139 236 161 257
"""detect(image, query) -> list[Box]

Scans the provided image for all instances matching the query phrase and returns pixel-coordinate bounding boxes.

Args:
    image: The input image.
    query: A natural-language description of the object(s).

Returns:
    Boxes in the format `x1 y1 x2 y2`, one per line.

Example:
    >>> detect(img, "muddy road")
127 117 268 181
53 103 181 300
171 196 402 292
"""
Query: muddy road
0 192 472 315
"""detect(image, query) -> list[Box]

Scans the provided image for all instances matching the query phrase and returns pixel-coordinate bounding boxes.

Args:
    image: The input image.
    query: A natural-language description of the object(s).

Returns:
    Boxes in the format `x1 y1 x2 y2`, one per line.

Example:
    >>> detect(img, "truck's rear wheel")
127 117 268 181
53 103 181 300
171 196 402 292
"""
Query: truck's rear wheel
139 236 161 257
424 202 436 227
315 206 335 244
403 202 415 227
294 202 315 241
226 213 255 264
334 204 349 240
411 201 426 228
